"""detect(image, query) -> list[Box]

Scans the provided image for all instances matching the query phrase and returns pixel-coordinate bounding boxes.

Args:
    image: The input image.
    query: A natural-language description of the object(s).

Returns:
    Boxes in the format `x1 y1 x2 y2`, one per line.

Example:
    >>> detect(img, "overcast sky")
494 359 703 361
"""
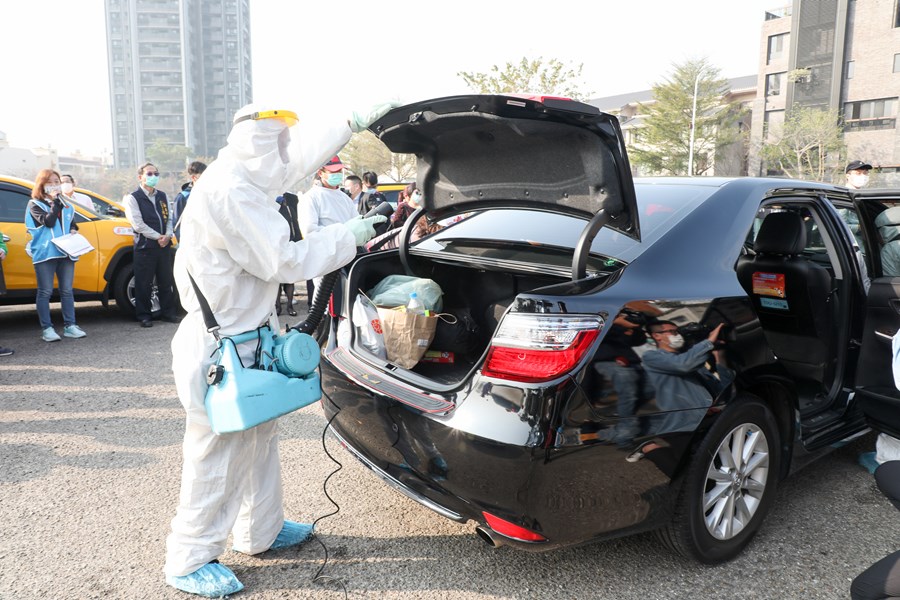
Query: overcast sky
1 0 784 158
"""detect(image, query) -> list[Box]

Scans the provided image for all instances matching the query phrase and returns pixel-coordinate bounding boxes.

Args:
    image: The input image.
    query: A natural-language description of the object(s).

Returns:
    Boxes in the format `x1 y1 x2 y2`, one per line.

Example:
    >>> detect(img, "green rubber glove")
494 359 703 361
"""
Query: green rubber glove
345 215 388 246
349 101 402 133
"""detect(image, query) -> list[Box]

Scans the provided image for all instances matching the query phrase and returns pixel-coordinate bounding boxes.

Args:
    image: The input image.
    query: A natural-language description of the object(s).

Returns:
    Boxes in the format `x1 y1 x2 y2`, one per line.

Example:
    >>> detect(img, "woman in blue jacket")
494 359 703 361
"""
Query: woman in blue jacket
26 169 86 342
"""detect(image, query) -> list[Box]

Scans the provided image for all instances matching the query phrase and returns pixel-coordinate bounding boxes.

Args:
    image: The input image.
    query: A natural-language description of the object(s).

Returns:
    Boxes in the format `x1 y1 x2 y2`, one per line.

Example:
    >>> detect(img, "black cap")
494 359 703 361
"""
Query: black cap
846 160 872 173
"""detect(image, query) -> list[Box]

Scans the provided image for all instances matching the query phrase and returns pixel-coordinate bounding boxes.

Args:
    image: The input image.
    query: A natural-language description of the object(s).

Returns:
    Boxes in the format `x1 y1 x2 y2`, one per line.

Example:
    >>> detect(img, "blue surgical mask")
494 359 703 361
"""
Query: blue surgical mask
326 173 343 187
144 175 160 188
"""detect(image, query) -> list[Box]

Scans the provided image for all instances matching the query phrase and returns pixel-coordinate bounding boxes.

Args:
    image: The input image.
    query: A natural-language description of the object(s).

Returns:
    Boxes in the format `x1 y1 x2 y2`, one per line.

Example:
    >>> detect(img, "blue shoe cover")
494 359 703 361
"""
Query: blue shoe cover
859 451 879 475
269 520 314 550
166 562 244 598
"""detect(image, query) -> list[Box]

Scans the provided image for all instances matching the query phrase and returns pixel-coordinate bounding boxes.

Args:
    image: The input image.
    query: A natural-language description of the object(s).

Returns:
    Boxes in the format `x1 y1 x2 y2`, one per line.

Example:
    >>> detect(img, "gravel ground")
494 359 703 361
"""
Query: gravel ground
0 300 896 599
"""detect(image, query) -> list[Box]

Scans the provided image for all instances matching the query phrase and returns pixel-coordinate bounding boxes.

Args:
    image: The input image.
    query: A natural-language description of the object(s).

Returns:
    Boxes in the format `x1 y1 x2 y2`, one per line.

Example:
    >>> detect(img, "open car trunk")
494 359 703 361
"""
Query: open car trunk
342 249 575 388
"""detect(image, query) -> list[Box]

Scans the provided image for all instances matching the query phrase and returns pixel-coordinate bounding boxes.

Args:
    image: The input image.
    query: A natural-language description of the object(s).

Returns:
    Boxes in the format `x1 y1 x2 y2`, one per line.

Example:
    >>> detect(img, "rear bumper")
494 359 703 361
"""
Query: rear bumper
320 347 683 551
328 425 466 522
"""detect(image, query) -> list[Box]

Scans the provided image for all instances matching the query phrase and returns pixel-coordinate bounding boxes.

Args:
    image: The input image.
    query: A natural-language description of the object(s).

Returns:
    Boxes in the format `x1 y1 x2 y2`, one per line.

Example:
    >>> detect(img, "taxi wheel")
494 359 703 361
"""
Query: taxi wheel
113 264 161 317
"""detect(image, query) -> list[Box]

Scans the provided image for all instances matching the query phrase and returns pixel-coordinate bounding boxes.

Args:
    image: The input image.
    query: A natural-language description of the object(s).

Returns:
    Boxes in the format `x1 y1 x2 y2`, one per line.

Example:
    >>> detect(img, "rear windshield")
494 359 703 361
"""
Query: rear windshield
414 183 712 264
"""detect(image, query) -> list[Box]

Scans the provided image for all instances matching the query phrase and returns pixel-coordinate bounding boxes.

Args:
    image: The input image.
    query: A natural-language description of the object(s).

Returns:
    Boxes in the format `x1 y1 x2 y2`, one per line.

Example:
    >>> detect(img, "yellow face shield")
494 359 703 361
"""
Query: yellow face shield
233 109 299 128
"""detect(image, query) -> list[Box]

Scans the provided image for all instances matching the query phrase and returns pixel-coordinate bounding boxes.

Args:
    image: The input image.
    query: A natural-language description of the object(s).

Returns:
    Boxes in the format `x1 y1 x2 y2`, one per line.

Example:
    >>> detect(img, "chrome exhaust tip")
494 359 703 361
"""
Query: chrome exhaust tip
475 525 504 548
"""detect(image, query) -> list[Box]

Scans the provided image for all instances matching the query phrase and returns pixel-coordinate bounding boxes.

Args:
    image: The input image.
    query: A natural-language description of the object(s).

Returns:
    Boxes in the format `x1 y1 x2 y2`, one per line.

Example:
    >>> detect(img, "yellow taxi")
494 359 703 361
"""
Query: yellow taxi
0 174 145 316
79 189 127 218
376 182 412 209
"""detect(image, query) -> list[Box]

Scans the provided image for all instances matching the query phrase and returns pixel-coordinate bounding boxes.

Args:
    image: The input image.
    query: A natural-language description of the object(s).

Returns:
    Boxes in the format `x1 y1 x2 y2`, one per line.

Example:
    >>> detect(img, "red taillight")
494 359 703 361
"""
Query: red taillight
482 511 547 543
481 314 603 383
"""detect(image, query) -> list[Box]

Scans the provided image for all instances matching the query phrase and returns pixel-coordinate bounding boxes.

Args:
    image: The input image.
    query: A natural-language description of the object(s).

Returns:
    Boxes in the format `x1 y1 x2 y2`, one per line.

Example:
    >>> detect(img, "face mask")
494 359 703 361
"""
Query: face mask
44 184 60 195
60 182 75 195
326 172 343 187
410 191 423 206
144 175 160 188
668 334 685 350
849 174 869 188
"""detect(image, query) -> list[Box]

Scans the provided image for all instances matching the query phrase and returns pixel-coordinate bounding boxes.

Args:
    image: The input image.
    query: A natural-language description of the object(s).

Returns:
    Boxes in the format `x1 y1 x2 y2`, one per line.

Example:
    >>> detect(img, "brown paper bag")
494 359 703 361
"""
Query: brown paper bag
377 307 438 368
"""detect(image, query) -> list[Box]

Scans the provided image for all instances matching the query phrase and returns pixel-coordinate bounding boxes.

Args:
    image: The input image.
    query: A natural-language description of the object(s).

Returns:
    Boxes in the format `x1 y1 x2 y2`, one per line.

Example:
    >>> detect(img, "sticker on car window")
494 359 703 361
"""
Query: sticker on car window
752 272 786 298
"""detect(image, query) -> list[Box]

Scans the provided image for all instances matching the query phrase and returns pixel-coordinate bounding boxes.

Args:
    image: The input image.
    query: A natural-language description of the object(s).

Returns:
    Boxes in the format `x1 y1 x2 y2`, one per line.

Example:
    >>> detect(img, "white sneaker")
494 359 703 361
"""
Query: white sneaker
42 327 61 342
63 325 86 339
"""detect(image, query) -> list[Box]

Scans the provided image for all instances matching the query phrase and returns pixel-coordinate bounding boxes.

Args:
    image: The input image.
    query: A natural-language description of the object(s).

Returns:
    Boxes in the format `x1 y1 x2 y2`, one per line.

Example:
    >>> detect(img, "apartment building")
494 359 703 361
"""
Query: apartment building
750 0 900 182
590 76 757 177
105 0 252 168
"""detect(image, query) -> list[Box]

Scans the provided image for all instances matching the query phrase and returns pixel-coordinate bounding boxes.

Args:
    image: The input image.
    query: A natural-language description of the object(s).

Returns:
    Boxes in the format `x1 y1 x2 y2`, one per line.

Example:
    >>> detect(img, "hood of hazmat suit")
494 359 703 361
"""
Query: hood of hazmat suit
173 103 357 341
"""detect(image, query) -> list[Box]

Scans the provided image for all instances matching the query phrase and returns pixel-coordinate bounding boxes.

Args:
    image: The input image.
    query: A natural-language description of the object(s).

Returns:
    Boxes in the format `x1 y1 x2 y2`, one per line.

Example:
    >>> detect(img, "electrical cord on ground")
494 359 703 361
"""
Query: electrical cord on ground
305 378 349 599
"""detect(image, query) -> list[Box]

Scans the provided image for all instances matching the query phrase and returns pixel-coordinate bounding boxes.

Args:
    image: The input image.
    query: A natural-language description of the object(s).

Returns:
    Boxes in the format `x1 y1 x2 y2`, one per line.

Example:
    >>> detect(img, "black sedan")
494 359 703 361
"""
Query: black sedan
317 94 899 564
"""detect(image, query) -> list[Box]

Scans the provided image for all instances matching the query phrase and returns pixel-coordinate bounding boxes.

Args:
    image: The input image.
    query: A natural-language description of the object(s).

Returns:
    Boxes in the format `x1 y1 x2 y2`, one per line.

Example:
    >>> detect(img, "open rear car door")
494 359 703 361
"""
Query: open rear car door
852 190 900 438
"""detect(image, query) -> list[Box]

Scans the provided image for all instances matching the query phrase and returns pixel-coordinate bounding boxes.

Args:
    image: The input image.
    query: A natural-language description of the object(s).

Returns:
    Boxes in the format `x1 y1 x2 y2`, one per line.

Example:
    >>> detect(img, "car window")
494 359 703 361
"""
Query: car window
834 207 866 253
747 204 841 275
871 200 900 277
414 183 711 265
0 188 31 223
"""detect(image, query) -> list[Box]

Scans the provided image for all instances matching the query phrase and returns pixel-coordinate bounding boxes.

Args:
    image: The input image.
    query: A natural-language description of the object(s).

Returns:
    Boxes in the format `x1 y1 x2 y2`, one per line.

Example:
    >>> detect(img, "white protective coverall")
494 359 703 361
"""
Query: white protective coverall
165 105 358 577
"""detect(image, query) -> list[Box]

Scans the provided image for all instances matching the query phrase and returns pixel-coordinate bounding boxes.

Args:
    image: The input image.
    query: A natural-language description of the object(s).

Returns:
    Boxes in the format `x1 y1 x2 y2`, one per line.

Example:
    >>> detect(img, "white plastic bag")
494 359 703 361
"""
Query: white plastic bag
353 293 386 359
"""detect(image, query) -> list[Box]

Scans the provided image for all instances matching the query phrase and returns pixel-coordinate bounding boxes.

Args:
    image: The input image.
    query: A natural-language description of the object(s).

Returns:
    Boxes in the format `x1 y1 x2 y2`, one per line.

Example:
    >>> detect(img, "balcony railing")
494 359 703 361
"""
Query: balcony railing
844 118 897 132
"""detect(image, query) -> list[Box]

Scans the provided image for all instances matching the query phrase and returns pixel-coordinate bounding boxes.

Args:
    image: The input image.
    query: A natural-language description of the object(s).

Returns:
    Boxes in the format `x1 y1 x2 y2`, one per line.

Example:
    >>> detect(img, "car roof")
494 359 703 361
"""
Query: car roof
0 173 119 217
0 174 35 188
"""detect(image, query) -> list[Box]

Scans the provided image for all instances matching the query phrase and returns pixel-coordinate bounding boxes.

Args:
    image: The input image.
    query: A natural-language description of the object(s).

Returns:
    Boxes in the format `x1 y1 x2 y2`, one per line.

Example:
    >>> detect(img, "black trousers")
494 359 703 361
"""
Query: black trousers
851 461 900 600
133 244 175 322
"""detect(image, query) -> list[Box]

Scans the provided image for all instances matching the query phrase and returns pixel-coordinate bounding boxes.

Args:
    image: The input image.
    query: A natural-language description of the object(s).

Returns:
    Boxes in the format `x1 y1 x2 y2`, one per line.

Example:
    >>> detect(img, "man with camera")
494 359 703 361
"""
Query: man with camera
642 321 732 431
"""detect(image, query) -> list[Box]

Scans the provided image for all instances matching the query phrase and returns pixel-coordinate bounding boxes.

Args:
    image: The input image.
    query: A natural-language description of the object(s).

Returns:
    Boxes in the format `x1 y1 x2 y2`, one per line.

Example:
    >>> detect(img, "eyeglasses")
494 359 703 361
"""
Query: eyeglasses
145 172 160 176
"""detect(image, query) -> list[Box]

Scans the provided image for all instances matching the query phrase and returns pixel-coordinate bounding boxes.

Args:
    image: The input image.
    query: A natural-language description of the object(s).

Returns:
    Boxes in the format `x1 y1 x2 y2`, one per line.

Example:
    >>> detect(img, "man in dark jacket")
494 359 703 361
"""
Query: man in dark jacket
357 171 387 215
172 161 207 242
122 162 180 327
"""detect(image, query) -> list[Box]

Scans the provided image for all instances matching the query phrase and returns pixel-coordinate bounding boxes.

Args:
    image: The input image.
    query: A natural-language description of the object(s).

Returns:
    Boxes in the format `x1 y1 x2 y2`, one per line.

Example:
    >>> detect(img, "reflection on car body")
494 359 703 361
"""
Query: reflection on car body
316 95 900 565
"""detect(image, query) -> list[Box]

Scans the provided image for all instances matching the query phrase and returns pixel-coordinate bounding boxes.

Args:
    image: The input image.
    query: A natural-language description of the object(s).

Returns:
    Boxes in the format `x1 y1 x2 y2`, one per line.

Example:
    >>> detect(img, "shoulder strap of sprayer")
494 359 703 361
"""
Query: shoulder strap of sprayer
187 272 220 340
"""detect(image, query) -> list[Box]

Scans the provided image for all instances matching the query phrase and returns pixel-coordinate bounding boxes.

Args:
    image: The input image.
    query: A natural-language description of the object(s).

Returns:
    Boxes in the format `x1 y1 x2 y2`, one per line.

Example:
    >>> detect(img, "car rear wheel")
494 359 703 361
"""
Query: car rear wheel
113 263 160 317
659 396 781 564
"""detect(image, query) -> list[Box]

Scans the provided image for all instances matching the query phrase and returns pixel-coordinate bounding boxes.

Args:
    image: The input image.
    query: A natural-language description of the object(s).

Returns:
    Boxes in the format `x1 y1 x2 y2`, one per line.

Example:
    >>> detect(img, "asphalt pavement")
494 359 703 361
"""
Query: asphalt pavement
0 300 896 599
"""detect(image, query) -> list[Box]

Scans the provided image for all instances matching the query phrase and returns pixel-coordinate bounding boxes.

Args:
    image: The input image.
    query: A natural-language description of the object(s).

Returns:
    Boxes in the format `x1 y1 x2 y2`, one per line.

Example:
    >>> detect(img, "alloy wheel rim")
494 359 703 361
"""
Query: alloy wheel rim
702 423 769 540
127 279 161 313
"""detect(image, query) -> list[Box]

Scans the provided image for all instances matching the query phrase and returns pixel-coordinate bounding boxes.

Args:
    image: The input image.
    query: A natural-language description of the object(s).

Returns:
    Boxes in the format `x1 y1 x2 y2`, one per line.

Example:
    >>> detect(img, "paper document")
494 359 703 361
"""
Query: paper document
51 233 95 258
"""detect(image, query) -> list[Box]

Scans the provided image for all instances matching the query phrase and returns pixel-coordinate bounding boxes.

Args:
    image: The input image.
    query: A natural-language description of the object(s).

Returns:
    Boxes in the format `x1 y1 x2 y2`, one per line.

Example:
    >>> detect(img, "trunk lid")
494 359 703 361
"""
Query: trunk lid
370 94 640 241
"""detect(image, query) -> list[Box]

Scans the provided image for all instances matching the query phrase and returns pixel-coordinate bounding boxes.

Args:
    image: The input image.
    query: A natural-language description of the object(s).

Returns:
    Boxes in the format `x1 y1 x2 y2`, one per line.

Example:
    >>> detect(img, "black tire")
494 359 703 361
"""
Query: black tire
112 263 161 318
659 396 781 564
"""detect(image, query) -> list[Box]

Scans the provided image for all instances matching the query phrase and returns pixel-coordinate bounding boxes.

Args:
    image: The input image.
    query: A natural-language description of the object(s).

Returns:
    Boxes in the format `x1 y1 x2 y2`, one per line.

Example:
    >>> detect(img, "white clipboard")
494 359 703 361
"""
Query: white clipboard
51 233 95 258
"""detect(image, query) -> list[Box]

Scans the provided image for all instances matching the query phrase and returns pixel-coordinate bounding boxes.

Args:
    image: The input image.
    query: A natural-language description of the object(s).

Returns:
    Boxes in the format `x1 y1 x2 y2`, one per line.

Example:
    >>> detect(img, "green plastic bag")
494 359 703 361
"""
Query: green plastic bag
368 275 443 312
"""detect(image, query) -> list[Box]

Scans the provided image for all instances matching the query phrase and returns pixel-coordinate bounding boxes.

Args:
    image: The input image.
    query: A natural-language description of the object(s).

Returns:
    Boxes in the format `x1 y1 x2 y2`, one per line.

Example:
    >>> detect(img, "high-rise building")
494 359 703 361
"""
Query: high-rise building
750 1 900 179
104 0 252 169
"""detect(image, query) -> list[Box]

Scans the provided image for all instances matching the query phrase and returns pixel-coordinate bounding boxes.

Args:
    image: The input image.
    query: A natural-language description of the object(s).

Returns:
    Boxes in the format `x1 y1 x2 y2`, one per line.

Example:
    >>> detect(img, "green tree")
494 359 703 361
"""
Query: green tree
458 56 591 100
82 167 136 202
341 131 393 178
341 131 417 182
759 104 846 182
145 139 193 179
629 59 746 176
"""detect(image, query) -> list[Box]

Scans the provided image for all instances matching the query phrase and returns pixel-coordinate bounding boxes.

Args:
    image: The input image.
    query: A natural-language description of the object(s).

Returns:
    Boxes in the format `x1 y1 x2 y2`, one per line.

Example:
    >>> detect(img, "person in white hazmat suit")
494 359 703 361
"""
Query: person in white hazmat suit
164 103 392 597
